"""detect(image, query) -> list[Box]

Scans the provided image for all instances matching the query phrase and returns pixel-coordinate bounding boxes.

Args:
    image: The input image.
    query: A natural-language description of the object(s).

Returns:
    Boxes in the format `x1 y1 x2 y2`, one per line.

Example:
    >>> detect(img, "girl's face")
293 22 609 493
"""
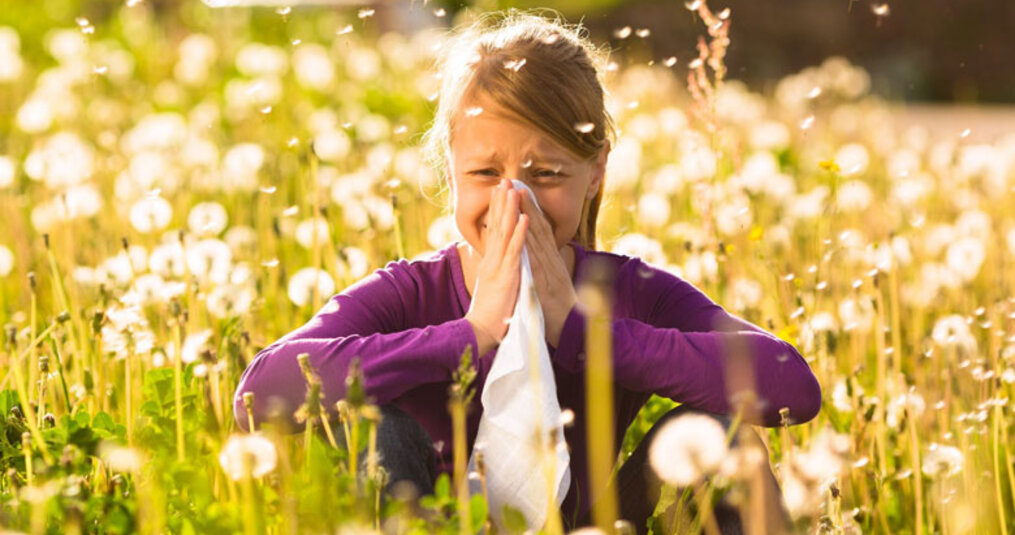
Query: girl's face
447 92 609 256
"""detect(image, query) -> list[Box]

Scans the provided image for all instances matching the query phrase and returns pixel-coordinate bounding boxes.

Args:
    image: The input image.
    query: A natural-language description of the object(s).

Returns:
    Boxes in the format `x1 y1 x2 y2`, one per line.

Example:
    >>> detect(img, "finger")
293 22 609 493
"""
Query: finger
502 189 519 239
486 181 505 255
507 214 529 263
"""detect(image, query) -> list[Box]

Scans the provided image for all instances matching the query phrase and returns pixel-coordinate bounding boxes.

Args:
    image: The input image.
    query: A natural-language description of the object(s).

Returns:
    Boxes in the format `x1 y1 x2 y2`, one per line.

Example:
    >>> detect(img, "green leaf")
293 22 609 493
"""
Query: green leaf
433 473 451 499
469 494 487 534
501 505 528 534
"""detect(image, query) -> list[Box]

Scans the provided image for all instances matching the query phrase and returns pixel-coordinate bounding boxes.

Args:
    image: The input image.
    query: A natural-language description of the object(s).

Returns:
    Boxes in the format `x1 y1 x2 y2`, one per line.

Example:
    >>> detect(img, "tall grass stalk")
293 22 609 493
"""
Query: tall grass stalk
448 385 470 534
172 310 185 462
523 281 562 535
43 235 86 381
579 257 618 531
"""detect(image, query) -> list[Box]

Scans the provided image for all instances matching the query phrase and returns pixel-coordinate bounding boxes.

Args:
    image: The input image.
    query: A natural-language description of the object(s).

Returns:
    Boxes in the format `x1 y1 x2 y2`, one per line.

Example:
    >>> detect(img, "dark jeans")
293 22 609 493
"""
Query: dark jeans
349 404 790 535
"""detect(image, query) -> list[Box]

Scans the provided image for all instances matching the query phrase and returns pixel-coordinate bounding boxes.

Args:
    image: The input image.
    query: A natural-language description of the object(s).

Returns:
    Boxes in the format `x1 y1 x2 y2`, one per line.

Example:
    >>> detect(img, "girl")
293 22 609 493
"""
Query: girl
234 10 821 533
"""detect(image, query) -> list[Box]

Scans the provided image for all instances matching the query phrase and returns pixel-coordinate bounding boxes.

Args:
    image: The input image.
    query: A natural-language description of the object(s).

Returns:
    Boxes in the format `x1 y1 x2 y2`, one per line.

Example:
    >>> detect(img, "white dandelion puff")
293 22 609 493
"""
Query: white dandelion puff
287 267 335 307
129 195 172 234
188 202 229 237
0 245 13 277
294 217 331 249
648 413 728 486
922 444 963 478
219 433 278 481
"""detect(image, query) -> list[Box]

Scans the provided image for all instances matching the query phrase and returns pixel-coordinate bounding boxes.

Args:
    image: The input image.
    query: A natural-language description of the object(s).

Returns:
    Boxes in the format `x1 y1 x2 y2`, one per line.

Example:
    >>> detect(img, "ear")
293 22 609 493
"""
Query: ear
586 139 610 200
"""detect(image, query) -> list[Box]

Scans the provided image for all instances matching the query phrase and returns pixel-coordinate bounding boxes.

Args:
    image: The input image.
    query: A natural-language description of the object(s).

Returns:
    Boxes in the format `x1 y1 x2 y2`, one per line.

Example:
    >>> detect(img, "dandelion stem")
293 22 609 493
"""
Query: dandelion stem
448 391 470 535
581 258 618 531
908 402 924 535
173 320 185 462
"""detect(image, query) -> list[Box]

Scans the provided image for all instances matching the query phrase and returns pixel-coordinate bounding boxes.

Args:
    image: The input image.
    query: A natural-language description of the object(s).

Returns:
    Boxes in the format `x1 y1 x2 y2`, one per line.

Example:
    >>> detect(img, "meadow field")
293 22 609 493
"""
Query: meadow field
0 1 1013 533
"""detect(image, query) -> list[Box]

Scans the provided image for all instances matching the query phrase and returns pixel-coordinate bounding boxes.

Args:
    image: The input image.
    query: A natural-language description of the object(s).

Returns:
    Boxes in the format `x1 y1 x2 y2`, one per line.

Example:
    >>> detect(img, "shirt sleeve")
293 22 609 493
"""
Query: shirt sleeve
232 262 481 432
552 258 821 427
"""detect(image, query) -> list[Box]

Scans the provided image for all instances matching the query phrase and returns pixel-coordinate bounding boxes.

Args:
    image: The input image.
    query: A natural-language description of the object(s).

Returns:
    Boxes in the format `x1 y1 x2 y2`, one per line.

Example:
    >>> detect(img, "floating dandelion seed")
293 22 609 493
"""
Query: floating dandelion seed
960 128 971 138
688 58 704 70
614 26 632 39
503 58 526 72
93 65 108 75
808 86 823 98
635 28 650 38
541 34 560 45
337 25 353 36
219 433 278 481
574 122 595 134
464 106 483 117
393 125 407 134
684 0 702 10
357 8 375 19
275 6 291 16
260 106 272 114
521 159 533 168
261 258 279 268
433 7 445 17
259 185 277 194
800 115 815 130
664 56 678 67
291 39 301 46
871 3 890 16
718 8 731 19
282 205 299 217
126 0 143 6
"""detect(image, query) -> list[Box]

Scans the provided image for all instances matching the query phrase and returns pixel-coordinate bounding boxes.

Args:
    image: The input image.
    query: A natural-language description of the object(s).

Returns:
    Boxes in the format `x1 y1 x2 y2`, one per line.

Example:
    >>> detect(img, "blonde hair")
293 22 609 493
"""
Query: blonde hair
421 9 617 251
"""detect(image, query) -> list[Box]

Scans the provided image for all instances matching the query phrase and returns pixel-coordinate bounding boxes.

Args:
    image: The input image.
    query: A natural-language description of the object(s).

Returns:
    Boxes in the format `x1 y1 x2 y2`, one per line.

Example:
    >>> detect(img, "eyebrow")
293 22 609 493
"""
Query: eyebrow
464 150 571 166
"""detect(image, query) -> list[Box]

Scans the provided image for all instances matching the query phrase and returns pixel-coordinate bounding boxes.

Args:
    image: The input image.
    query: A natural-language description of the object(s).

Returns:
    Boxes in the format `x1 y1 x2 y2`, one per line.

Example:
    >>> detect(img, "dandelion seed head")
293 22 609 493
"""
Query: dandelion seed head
99 442 144 473
922 444 963 478
129 196 172 234
294 217 331 249
0 245 14 277
219 433 278 481
648 413 728 486
287 267 335 307
188 202 229 237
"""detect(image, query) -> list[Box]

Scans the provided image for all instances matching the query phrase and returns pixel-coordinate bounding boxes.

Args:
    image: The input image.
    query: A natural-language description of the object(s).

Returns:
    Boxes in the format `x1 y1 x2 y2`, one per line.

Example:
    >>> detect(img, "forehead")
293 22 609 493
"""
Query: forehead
450 94 575 162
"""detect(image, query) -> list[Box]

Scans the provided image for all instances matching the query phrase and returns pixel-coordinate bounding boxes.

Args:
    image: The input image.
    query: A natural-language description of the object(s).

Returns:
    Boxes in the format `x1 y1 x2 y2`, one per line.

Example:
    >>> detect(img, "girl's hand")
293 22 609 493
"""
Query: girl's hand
464 178 530 355
517 187 579 348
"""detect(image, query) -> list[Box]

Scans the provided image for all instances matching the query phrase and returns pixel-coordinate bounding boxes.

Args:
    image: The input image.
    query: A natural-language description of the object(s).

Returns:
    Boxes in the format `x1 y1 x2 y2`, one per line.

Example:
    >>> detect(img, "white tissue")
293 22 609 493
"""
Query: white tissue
467 179 571 531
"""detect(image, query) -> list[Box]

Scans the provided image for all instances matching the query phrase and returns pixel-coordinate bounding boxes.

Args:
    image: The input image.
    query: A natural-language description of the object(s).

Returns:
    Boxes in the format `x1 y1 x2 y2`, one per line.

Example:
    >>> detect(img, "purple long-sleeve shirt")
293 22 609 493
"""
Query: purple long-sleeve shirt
233 239 821 523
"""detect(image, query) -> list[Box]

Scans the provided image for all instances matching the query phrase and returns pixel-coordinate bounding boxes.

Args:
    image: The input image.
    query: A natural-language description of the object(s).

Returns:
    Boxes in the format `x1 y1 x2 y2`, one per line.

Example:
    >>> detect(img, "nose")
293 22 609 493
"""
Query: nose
509 179 543 215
